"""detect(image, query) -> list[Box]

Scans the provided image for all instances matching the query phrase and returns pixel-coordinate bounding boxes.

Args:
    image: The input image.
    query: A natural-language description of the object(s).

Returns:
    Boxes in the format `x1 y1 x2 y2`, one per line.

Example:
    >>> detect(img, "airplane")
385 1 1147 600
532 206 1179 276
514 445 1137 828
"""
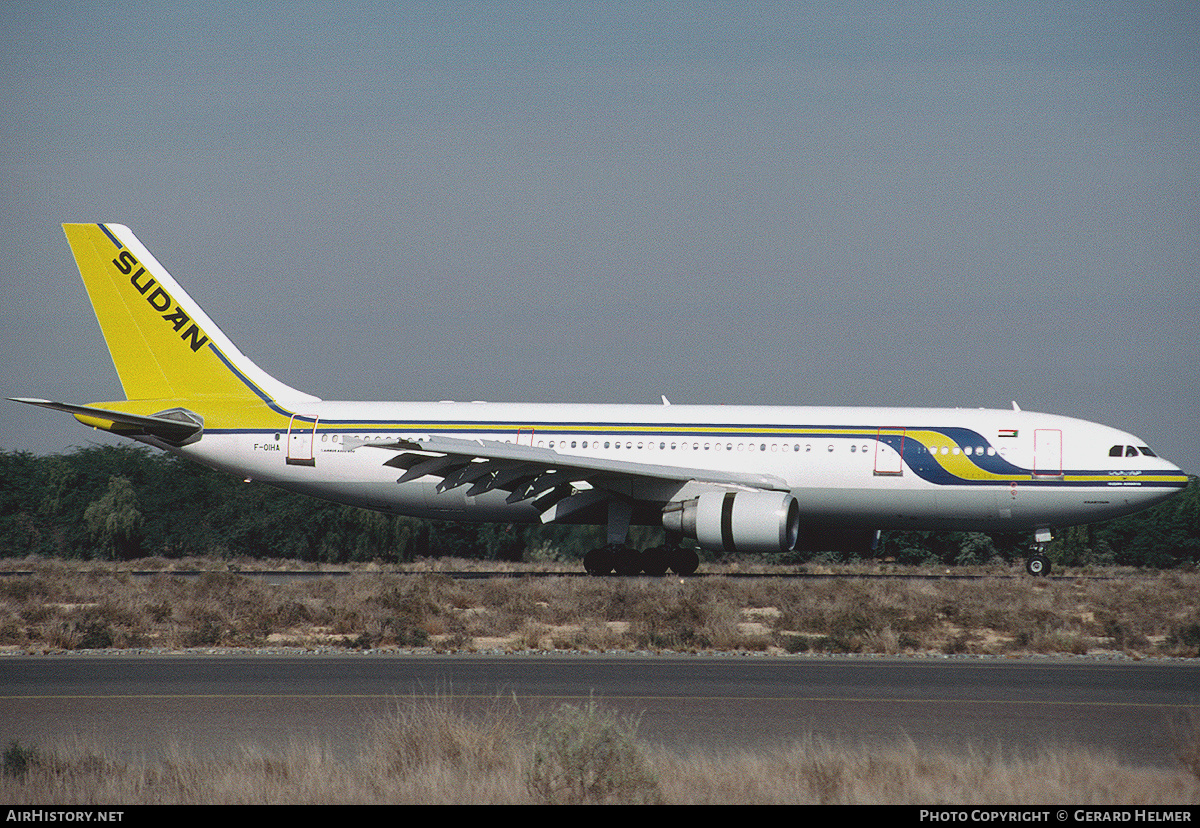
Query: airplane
12 223 1190 576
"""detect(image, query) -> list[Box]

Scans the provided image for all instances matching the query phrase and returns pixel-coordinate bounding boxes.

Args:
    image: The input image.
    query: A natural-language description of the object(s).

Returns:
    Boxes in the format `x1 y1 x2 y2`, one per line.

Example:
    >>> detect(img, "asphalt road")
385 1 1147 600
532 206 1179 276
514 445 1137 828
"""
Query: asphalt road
2 654 1197 767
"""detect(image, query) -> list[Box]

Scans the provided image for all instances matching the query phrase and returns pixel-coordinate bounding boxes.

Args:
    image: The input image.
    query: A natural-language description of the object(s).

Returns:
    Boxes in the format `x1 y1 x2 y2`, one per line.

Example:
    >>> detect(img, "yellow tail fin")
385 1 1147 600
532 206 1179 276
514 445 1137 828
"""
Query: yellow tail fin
62 224 316 424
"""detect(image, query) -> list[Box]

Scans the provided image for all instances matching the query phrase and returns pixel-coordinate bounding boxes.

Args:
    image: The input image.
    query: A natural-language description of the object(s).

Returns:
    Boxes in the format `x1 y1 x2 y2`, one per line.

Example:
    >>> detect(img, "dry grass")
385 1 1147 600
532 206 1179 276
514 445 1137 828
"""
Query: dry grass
656 739 1200 805
5 560 1197 804
2 558 1198 657
3 699 1198 804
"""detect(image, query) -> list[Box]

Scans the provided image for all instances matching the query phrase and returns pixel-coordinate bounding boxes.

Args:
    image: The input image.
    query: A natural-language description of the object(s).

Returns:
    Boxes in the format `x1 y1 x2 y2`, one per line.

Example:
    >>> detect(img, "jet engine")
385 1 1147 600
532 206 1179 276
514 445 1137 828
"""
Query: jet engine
662 491 800 554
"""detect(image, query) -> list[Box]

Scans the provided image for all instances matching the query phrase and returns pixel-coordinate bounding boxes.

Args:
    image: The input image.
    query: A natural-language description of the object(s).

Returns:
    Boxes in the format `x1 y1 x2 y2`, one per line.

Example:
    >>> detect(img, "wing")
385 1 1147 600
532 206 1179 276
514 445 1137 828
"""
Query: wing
344 434 790 524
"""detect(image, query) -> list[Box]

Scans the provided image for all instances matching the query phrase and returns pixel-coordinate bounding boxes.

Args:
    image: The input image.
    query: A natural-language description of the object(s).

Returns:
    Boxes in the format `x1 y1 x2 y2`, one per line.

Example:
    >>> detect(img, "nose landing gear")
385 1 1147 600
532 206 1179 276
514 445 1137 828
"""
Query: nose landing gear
1025 553 1050 576
1025 528 1053 576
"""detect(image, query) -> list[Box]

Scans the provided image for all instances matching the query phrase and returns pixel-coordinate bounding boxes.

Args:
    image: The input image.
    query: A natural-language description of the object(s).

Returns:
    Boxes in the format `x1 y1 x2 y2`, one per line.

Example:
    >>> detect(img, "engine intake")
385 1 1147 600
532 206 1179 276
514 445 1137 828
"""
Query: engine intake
662 491 800 554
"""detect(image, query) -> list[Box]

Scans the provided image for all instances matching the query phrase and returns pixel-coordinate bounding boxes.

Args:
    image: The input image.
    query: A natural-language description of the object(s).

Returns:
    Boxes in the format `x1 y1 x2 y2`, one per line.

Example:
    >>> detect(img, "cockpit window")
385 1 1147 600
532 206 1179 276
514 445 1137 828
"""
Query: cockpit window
1112 444 1156 458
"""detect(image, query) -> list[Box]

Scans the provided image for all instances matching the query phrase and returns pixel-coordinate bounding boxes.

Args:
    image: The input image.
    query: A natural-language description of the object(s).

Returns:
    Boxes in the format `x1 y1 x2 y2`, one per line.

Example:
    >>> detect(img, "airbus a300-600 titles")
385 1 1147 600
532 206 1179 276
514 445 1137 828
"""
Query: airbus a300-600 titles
13 224 1189 576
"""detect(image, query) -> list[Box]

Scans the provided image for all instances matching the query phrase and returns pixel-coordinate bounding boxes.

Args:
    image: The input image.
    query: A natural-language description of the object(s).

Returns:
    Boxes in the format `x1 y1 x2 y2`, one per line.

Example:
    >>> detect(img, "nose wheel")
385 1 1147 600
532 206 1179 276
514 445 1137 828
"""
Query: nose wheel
1024 529 1053 577
1025 553 1050 576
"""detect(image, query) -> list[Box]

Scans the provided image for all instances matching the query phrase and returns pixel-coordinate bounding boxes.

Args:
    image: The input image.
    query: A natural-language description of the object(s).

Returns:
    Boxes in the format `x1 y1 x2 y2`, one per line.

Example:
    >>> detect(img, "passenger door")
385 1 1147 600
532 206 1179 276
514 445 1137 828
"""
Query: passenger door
286 415 318 466
874 428 905 476
1032 429 1062 478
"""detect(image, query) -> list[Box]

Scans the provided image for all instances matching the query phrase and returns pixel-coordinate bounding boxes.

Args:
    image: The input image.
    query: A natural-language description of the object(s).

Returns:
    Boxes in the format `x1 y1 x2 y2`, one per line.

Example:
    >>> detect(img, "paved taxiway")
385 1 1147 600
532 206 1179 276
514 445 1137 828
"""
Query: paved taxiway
2 655 1197 766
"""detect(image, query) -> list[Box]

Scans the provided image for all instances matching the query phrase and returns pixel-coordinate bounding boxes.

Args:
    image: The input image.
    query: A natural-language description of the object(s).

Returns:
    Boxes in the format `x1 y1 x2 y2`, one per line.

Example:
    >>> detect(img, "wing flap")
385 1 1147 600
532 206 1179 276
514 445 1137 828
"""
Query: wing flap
348 434 790 491
342 432 789 524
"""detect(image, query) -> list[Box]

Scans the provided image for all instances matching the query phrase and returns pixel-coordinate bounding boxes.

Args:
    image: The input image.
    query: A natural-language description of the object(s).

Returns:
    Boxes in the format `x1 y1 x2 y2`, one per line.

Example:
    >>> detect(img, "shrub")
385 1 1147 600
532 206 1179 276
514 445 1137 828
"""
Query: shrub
3 741 37 778
525 698 660 804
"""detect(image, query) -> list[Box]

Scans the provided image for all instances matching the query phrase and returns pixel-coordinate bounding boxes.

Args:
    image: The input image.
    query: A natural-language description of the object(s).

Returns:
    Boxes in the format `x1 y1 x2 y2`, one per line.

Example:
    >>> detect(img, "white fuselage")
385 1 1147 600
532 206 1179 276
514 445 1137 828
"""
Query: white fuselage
170 401 1188 534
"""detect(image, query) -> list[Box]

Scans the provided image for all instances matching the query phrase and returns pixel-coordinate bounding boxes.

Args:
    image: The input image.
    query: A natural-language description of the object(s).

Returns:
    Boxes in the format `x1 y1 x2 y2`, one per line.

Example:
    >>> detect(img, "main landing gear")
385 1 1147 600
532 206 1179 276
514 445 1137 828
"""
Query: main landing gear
583 543 700 576
585 501 701 576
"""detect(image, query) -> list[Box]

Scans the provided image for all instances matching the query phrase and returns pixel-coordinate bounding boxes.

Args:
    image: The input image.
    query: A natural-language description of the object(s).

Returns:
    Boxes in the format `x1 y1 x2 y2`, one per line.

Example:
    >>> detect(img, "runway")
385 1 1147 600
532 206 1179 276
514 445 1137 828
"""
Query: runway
2 654 1197 767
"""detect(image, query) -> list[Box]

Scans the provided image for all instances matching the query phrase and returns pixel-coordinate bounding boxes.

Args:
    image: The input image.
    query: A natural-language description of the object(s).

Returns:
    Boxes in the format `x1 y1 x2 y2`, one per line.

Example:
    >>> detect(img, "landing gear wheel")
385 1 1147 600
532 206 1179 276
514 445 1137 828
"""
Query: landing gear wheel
612 545 643 576
1025 554 1050 577
669 547 699 576
584 546 615 575
642 546 670 577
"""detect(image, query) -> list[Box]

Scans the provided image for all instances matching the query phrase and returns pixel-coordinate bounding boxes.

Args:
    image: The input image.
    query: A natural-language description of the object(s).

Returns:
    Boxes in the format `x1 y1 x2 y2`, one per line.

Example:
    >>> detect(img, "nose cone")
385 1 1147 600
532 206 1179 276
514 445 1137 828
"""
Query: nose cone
1159 453 1189 483
1143 455 1191 506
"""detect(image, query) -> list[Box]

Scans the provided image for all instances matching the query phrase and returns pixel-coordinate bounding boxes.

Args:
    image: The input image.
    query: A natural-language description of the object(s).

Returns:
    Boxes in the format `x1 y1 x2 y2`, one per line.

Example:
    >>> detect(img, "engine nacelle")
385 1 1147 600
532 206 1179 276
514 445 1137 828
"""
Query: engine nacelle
662 491 800 554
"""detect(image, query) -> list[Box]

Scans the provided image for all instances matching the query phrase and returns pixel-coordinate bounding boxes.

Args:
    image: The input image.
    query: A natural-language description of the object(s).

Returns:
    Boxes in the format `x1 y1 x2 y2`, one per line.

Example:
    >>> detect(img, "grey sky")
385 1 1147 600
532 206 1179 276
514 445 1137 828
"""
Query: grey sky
3 2 1198 473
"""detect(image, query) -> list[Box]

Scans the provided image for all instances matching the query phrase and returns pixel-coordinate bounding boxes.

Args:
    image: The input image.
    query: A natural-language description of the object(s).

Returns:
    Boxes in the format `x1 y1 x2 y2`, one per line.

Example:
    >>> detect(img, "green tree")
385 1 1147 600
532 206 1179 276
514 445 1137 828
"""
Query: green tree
83 475 144 560
5 444 1197 569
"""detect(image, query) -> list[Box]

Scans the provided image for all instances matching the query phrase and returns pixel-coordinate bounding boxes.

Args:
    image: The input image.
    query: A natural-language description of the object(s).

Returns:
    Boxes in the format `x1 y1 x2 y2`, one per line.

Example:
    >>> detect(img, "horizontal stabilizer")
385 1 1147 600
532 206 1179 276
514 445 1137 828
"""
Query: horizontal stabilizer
10 398 203 445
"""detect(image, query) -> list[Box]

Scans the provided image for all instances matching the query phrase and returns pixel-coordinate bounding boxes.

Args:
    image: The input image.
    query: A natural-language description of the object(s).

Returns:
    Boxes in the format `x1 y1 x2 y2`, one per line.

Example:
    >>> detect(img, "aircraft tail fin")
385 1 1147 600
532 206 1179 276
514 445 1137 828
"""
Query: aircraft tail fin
62 223 317 406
